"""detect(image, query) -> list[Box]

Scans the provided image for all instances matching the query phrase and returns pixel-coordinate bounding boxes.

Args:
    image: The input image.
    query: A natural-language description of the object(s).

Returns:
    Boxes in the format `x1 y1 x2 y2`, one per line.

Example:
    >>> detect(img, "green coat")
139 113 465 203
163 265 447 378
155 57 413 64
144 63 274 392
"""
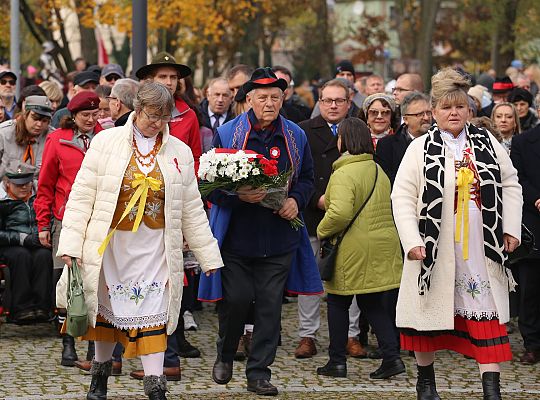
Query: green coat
317 153 402 295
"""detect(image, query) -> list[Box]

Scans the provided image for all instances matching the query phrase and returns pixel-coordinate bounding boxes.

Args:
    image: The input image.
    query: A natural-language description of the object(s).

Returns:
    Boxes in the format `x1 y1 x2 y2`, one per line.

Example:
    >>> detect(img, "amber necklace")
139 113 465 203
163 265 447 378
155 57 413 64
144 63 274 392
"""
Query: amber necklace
132 133 162 168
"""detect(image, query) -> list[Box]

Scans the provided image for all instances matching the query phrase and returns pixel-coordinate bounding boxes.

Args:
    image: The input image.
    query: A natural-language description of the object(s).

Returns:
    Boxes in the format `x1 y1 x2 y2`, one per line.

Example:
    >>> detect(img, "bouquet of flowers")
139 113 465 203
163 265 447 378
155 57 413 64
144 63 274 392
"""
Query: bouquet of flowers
198 148 304 230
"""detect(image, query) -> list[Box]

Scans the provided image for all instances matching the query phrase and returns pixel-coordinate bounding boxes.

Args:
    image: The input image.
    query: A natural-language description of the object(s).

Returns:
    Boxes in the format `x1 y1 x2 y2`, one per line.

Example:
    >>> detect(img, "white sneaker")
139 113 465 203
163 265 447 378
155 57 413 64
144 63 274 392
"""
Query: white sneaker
183 311 198 331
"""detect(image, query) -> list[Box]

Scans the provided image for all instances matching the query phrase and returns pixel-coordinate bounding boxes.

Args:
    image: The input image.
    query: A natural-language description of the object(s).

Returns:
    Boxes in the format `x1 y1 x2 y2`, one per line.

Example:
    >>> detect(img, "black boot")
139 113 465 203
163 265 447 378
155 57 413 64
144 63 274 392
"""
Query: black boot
87 360 112 400
61 335 78 366
86 341 95 361
482 371 502 400
144 375 167 400
416 363 441 400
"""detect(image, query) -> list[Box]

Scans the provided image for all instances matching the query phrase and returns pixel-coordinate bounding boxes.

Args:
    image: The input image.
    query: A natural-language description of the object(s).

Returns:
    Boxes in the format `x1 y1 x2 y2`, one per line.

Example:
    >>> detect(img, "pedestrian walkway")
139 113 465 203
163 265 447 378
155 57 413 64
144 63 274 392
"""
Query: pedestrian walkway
1 300 539 399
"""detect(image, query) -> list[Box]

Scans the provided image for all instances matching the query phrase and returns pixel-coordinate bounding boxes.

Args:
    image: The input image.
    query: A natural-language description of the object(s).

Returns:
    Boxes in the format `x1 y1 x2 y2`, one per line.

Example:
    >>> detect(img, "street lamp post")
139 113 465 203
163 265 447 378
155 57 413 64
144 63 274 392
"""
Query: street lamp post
132 0 148 75
10 0 20 98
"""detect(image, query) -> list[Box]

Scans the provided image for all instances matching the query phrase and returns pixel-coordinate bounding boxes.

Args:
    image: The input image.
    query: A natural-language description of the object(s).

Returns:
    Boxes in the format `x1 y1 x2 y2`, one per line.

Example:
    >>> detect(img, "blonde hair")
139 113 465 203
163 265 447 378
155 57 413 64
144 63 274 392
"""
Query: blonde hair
491 102 521 135
39 81 63 103
431 68 471 108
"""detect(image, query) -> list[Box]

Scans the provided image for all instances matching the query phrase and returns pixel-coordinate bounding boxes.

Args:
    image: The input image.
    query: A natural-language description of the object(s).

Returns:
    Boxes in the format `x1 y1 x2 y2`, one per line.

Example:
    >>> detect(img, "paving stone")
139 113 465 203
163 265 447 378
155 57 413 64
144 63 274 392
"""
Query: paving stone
1 299 539 399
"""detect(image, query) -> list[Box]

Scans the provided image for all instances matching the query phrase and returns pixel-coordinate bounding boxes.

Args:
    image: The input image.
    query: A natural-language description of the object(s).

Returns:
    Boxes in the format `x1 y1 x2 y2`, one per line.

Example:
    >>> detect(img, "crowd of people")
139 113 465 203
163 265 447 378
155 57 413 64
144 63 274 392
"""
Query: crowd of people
0 53 539 400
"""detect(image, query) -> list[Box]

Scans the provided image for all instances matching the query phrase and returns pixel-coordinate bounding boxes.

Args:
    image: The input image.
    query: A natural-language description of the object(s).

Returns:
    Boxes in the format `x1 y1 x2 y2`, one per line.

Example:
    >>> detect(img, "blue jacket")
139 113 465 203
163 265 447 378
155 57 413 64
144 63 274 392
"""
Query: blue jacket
198 110 323 301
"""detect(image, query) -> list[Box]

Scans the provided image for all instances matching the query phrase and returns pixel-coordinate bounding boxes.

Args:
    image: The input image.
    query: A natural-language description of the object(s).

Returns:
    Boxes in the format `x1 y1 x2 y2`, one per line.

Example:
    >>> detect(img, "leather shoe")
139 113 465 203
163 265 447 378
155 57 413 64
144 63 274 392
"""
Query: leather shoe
294 337 317 359
369 358 406 379
316 361 347 378
346 337 367 358
178 338 201 358
247 379 278 396
212 359 232 384
130 366 180 381
519 350 540 364
77 360 122 376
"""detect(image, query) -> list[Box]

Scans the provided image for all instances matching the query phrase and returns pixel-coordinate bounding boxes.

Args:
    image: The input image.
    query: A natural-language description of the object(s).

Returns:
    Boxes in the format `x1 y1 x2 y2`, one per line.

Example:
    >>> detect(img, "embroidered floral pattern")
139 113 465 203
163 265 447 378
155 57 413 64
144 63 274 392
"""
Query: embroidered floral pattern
456 273 490 299
145 202 162 219
108 280 165 304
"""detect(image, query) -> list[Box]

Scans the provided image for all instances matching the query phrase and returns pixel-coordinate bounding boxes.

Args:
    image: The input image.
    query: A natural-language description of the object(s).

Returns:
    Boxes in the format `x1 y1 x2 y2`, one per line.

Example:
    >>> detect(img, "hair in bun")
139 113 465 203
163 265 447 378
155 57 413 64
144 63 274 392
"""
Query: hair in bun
431 68 471 108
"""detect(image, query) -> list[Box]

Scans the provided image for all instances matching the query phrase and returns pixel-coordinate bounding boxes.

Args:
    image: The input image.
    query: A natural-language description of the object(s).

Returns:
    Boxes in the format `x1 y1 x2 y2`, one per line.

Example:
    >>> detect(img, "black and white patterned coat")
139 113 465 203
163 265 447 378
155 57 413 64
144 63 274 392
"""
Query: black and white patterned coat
391 124 522 331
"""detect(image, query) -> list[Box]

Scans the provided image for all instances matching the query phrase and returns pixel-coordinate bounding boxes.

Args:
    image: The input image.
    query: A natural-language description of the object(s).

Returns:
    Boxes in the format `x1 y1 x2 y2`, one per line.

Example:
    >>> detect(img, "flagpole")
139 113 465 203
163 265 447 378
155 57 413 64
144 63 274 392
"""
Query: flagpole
132 0 147 74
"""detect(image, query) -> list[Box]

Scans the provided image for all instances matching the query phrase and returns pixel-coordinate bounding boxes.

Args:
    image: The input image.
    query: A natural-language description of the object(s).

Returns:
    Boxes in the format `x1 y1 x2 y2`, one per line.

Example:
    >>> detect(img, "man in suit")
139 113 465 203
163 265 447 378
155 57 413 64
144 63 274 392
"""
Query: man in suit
295 79 365 359
376 92 431 186
510 125 540 365
200 77 234 132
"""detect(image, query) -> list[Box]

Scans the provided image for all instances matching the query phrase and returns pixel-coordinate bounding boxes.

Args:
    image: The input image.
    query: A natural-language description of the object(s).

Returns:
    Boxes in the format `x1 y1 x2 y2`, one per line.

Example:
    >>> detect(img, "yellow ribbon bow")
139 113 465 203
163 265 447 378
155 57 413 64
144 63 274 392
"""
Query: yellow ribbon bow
455 167 474 260
98 173 162 255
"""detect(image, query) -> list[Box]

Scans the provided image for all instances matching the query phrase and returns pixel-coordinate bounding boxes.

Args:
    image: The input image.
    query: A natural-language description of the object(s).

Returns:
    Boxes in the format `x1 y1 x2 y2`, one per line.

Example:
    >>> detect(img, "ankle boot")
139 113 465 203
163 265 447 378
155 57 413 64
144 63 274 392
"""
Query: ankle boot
482 371 502 400
143 375 167 400
87 360 112 400
416 363 441 400
61 335 78 366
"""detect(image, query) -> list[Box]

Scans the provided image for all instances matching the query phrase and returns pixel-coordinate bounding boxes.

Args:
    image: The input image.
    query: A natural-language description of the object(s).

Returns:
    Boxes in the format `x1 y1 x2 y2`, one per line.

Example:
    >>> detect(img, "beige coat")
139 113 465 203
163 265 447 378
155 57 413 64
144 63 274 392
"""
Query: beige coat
56 112 223 334
391 126 522 331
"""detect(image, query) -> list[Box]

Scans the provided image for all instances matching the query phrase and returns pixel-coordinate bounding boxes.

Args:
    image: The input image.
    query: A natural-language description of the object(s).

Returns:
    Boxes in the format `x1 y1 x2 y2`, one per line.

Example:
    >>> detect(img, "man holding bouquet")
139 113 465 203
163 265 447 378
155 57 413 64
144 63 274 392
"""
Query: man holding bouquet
205 68 318 396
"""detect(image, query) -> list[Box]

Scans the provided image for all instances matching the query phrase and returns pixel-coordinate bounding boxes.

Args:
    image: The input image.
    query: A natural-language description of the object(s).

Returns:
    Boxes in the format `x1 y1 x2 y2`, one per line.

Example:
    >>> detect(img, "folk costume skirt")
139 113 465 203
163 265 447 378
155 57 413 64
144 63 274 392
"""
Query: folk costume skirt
400 199 512 364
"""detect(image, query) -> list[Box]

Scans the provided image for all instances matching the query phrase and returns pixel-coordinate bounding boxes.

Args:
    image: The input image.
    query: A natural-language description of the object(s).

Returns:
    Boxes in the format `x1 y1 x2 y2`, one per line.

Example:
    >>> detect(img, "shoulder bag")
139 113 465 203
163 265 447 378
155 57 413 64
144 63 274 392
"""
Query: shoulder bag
318 164 379 281
66 258 89 337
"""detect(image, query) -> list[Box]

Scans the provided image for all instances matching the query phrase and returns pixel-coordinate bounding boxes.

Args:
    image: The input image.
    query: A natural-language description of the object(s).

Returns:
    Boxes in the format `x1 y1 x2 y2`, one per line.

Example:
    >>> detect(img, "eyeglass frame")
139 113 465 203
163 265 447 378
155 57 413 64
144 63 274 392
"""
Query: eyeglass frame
141 108 172 123
320 98 349 106
403 110 432 118
367 108 392 118
0 78 16 86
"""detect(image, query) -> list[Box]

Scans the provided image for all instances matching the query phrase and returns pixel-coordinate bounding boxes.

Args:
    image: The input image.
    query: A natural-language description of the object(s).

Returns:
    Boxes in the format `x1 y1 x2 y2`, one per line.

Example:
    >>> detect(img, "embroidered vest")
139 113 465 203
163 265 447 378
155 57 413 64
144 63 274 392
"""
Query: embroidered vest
111 153 165 230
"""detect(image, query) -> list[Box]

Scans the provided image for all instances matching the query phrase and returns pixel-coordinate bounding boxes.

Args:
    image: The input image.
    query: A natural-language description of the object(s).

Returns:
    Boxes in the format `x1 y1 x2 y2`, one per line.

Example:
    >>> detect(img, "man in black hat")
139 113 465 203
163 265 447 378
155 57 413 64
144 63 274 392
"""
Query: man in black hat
479 76 515 118
0 70 18 119
205 67 319 396
0 162 52 324
50 71 100 128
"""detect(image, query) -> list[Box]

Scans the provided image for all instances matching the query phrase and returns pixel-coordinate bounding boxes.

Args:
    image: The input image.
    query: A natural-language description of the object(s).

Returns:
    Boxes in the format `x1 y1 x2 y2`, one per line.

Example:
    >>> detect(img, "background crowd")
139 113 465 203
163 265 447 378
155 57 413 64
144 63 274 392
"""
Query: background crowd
0 54 539 398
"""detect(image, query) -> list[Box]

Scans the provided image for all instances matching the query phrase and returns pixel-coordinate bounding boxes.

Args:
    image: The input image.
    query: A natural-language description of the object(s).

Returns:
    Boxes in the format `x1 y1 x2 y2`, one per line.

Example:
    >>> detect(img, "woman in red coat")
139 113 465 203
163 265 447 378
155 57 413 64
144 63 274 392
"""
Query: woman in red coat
34 91 102 367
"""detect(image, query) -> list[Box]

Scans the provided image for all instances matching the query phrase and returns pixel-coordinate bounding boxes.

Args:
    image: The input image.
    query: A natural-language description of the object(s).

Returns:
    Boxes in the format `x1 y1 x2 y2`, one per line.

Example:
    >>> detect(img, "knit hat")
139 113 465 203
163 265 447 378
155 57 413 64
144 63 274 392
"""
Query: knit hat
335 60 355 77
508 87 533 107
363 93 396 115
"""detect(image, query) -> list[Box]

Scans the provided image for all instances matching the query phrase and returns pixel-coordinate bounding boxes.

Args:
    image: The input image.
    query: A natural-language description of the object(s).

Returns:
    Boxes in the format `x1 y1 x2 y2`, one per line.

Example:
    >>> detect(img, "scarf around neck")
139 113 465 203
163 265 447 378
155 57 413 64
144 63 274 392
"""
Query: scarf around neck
418 123 505 295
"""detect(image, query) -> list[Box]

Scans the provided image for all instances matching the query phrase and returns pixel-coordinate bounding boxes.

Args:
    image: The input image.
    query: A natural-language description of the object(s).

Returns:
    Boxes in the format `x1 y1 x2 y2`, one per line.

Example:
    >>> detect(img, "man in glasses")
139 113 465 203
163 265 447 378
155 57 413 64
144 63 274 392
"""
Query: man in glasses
0 70 18 120
376 91 431 186
99 64 125 88
108 78 140 127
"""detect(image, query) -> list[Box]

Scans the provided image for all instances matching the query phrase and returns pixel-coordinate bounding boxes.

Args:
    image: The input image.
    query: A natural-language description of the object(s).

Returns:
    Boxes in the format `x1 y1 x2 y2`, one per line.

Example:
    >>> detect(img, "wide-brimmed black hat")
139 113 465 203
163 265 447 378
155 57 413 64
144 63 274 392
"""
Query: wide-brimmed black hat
135 52 192 80
492 76 514 94
242 67 288 94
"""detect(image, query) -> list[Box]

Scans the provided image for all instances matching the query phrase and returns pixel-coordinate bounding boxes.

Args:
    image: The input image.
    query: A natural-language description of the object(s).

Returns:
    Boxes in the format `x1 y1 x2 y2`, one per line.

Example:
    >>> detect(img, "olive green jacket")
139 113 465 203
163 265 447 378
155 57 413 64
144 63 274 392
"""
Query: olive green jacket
317 153 402 295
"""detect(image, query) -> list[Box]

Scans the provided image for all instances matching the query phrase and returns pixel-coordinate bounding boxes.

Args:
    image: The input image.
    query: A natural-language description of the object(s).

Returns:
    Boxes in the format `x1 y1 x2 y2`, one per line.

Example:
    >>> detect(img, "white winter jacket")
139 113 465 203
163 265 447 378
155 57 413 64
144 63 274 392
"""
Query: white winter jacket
56 112 223 334
391 127 522 331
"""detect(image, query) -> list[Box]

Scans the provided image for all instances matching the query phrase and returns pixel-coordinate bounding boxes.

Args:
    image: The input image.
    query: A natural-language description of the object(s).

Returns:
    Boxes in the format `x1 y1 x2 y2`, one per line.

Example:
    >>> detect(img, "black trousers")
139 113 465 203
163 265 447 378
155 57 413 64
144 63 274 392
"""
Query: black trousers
3 246 52 315
327 291 400 365
217 250 293 381
516 259 540 351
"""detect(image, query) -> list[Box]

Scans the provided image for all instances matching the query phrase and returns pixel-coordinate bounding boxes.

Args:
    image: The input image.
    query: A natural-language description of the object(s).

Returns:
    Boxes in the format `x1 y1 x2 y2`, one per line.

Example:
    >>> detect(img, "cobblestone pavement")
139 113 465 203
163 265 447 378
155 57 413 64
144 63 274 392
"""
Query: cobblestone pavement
1 299 539 399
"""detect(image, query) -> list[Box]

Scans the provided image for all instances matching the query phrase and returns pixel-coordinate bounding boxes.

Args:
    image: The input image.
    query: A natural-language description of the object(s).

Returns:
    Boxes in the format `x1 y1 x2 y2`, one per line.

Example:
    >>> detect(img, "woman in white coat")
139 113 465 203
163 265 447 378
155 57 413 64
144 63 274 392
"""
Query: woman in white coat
56 82 222 400
392 68 522 400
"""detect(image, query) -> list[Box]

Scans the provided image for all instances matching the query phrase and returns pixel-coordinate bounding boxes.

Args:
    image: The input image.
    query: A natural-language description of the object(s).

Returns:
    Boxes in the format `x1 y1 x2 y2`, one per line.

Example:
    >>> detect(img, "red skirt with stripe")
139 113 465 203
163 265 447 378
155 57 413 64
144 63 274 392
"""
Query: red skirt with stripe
400 315 512 364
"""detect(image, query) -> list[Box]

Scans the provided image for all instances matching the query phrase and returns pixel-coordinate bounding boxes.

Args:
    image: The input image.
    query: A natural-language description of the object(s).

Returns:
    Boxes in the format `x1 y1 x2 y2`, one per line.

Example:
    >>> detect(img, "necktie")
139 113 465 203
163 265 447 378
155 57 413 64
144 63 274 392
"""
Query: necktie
80 135 90 152
212 114 222 131
331 124 338 136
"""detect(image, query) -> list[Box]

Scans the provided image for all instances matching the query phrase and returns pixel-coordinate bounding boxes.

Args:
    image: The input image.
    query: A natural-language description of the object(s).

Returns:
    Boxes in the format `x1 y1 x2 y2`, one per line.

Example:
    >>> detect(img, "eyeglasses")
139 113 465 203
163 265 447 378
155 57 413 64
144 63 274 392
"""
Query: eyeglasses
142 109 171 123
320 98 348 106
404 110 432 118
0 79 16 86
78 111 99 120
105 74 121 82
106 96 118 102
367 109 391 118
392 87 412 93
